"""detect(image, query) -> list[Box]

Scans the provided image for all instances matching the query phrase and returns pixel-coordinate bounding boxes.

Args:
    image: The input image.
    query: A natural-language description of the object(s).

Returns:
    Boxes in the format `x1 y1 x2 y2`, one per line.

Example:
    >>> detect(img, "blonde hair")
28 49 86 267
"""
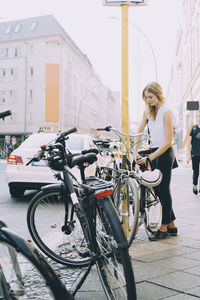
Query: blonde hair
142 82 165 119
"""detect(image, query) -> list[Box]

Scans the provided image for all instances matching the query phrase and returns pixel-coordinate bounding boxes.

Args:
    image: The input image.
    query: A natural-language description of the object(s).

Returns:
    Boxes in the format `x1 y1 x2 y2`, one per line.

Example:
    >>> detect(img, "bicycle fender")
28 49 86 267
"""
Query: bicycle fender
41 183 65 193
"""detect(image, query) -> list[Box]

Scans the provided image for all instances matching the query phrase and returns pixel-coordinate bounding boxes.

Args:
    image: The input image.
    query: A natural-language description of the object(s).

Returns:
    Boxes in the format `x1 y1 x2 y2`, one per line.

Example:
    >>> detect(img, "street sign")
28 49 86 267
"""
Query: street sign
186 101 199 110
103 0 148 6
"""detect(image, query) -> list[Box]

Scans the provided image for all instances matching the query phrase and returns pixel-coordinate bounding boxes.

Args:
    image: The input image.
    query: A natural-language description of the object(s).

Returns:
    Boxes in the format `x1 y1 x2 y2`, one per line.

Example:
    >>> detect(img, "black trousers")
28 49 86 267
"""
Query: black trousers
191 155 200 186
150 147 176 225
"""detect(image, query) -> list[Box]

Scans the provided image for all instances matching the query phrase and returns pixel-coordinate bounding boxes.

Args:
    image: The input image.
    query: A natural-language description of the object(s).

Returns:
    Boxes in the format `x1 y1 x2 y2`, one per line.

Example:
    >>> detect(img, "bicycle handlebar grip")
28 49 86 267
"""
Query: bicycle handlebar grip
96 126 112 132
61 127 77 137
0 110 11 119
96 128 105 131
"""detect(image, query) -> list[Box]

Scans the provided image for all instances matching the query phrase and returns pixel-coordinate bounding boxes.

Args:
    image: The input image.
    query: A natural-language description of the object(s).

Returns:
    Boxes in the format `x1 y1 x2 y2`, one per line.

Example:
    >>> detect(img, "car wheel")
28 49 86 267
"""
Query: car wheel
9 186 25 197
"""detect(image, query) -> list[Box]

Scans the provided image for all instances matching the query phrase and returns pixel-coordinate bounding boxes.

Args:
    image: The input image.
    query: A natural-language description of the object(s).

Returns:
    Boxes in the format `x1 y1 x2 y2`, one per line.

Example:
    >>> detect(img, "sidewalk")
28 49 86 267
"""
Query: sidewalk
129 166 200 299
57 166 200 299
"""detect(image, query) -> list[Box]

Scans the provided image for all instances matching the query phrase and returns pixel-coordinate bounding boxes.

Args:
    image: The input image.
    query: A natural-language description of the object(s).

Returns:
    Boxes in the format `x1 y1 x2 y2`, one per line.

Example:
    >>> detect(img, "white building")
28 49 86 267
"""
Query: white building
167 0 200 149
0 15 121 148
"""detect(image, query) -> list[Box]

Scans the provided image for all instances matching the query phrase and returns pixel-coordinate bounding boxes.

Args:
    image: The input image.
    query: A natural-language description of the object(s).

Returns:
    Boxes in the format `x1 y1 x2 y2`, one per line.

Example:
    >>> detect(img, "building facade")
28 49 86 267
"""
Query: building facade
167 0 200 150
0 15 121 151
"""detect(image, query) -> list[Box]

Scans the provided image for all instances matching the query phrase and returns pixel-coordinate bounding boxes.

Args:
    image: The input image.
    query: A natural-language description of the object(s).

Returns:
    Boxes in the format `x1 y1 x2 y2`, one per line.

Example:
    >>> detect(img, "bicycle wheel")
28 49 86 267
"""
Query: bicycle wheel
96 196 136 300
27 190 90 267
0 227 73 300
113 177 140 246
143 187 162 234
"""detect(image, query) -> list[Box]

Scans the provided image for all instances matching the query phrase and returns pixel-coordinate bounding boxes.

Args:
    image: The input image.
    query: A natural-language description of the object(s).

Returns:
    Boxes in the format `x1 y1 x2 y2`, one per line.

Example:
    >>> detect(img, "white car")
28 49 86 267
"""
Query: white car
6 132 98 197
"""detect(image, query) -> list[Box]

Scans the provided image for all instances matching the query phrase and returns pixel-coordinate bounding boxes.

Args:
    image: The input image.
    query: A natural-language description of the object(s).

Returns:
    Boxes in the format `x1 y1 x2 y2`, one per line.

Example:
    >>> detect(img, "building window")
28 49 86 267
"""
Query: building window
30 67 34 79
29 89 33 103
11 90 17 104
14 48 18 57
1 69 6 78
0 97 6 105
11 112 17 123
14 24 21 33
29 44 34 55
13 68 18 80
5 25 12 34
30 22 37 31
10 68 13 76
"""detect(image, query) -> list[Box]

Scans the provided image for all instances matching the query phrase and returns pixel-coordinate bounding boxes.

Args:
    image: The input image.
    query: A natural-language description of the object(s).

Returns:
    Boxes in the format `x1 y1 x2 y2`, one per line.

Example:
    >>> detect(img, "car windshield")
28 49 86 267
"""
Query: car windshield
18 133 85 151
66 135 84 151
19 133 57 149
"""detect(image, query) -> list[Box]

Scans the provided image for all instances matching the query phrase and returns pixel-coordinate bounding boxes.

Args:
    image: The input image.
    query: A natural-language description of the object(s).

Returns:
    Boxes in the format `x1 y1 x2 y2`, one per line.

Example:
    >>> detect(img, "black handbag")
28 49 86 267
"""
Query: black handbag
172 157 178 169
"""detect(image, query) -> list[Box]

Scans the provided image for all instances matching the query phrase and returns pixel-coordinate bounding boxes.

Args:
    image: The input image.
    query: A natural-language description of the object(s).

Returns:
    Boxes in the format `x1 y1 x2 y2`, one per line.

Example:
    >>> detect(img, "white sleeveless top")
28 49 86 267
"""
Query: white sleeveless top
148 104 169 148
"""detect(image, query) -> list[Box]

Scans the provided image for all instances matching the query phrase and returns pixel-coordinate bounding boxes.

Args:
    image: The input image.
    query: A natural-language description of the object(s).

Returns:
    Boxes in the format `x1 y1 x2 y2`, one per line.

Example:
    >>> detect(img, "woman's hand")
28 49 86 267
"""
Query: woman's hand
133 151 140 163
136 156 148 165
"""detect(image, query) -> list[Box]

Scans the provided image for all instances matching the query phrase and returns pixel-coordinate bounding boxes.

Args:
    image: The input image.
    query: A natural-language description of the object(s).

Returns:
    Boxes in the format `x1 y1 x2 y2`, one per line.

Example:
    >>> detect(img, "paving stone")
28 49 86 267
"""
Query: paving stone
132 260 175 283
162 293 199 299
184 265 200 276
182 249 200 260
149 270 200 292
154 255 200 271
136 281 176 300
185 286 200 298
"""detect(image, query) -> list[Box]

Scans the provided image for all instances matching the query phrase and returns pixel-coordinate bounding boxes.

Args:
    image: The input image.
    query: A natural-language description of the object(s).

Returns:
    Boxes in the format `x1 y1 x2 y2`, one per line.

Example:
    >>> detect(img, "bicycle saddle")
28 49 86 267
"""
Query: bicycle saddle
141 169 162 187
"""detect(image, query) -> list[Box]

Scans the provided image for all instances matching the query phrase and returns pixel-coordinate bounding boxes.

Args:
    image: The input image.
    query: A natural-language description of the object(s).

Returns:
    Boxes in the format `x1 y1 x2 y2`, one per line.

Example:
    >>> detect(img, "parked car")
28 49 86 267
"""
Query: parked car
6 132 98 197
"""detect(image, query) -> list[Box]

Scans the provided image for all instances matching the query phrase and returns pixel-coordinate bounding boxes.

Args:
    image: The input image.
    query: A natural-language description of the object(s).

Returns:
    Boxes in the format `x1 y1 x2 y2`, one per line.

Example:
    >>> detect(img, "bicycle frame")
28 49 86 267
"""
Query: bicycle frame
0 227 27 299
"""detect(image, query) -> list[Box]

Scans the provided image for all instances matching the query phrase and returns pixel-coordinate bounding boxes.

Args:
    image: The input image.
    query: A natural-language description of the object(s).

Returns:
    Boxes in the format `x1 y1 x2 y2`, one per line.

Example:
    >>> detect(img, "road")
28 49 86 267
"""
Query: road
0 159 37 239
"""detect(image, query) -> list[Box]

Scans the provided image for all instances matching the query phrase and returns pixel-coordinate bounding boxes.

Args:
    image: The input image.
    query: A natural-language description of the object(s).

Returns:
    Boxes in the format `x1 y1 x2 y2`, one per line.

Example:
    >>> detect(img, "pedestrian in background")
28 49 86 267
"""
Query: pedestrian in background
134 82 177 241
188 111 200 195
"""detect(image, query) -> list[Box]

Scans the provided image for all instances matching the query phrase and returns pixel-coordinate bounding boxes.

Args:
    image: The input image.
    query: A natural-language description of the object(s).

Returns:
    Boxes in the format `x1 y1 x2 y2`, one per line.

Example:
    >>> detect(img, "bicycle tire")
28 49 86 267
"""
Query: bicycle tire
0 227 73 300
113 177 140 246
143 187 162 234
96 196 136 300
27 190 90 267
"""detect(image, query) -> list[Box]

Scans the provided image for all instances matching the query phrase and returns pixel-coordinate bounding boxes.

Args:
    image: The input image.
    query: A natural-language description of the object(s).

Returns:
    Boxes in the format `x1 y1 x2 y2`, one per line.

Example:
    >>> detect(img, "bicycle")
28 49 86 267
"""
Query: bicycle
0 220 74 300
96 126 162 245
26 128 137 299
0 110 74 299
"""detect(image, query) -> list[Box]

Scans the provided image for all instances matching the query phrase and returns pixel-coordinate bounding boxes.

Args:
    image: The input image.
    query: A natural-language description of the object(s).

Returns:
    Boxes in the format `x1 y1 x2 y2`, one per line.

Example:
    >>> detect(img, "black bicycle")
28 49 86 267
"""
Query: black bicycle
26 128 136 299
0 220 74 300
0 110 73 299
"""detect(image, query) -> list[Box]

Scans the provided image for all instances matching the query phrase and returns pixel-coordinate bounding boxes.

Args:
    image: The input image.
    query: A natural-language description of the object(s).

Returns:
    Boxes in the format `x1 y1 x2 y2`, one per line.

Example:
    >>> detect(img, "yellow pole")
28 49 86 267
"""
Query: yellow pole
121 4 129 237
121 4 129 140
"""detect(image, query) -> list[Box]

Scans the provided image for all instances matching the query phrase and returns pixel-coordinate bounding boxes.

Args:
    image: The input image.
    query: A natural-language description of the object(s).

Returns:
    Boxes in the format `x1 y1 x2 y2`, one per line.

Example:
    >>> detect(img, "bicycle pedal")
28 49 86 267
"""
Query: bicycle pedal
11 283 25 296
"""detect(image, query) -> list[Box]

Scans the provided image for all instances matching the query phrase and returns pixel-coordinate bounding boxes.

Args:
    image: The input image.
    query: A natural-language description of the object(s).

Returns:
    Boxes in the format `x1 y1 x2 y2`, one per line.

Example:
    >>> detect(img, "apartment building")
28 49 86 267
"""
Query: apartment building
0 15 121 148
167 0 200 149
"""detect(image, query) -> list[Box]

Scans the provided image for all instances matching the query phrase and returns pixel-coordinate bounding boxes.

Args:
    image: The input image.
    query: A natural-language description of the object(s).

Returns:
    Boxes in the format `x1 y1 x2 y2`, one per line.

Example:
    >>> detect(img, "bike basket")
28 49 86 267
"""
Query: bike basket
86 177 113 199
140 169 162 187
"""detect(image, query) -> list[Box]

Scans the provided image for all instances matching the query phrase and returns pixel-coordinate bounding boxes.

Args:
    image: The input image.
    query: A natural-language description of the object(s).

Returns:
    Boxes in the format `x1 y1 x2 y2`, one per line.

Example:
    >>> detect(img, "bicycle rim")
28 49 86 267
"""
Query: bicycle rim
96 197 136 300
144 187 162 234
113 177 140 246
27 191 90 267
0 239 72 300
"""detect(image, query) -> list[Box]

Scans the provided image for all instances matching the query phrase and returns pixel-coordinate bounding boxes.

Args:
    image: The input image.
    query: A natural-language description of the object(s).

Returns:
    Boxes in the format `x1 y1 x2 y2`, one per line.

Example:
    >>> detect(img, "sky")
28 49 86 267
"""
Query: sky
0 0 183 124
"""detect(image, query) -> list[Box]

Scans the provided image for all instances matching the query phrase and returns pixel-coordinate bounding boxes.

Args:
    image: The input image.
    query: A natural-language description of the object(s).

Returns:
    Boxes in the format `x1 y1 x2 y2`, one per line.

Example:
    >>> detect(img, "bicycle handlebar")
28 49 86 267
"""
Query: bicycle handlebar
96 126 112 132
0 110 11 120
55 127 77 142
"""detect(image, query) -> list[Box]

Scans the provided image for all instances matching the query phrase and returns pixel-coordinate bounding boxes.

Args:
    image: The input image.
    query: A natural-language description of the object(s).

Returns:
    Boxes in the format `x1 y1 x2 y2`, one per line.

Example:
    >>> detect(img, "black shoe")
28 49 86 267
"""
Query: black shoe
193 186 198 195
167 227 178 236
149 229 168 241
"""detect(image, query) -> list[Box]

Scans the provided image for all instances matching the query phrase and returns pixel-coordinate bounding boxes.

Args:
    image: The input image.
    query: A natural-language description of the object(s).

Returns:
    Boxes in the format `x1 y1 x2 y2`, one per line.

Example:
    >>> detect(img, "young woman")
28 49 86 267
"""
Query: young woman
134 82 177 241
